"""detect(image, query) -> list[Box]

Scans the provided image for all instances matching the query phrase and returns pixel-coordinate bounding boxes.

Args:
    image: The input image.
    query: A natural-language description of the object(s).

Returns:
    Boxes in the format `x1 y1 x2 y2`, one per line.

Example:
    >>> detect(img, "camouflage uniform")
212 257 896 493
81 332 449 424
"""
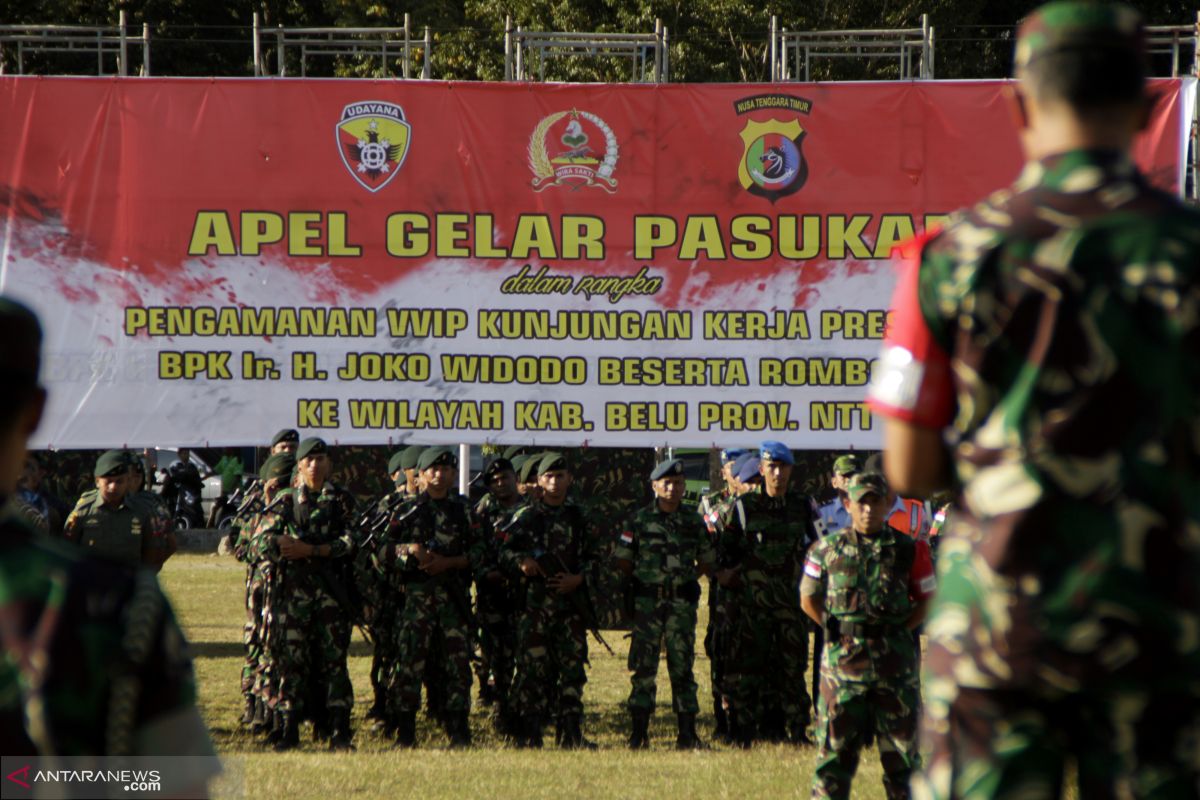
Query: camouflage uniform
356 487 406 722
615 497 715 744
802 520 932 799
63 483 174 571
502 497 600 746
720 485 817 744
699 484 736 735
384 490 484 745
231 478 267 721
868 4 1200 795
249 481 357 747
473 491 525 726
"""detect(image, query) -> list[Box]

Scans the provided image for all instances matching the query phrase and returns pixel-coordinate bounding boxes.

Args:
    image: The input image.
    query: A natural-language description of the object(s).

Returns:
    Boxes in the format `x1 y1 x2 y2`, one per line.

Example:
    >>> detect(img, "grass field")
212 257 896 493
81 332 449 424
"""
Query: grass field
161 553 893 799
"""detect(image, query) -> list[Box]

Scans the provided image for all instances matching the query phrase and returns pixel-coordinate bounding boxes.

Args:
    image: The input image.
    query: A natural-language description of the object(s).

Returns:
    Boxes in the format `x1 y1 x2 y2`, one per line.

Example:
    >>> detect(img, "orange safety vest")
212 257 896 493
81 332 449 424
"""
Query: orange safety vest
887 497 928 538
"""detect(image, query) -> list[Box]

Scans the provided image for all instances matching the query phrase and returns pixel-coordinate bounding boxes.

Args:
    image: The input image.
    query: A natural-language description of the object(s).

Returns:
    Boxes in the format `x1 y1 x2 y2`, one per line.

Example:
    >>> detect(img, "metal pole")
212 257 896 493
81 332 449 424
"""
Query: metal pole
770 16 778 81
403 13 411 79
928 25 936 78
663 26 669 82
504 16 512 81
515 25 523 81
423 26 431 79
920 13 930 79
654 18 662 82
142 22 150 76
458 444 470 496
119 10 127 76
277 25 285 77
252 13 261 76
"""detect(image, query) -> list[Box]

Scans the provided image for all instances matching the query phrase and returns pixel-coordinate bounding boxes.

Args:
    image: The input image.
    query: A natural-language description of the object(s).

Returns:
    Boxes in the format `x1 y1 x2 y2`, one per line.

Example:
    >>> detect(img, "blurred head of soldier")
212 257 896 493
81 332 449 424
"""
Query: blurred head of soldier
19 453 44 492
536 453 571 506
758 441 794 498
842 472 890 536
651 458 686 512
270 428 299 456
418 447 457 499
484 457 518 502
516 454 543 500
1012 2 1148 160
295 438 331 490
126 452 147 492
0 298 47 496
93 450 130 507
830 454 860 493
719 448 746 493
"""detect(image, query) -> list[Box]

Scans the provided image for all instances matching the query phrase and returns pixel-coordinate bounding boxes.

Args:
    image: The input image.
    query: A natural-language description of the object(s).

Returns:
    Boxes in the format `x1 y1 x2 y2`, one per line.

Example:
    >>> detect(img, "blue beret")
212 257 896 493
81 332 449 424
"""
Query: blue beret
731 452 754 477
720 448 747 465
650 458 684 481
736 456 762 483
759 440 794 465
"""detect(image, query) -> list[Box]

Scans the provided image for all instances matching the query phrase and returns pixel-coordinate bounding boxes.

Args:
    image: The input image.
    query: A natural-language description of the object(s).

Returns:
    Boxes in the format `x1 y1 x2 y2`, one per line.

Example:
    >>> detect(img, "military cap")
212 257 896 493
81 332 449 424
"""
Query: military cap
296 437 327 461
759 440 795 466
1015 1 1145 71
270 428 299 447
736 456 762 483
484 457 515 479
537 452 568 476
0 297 42 387
731 451 755 478
720 448 747 465
832 454 861 476
502 445 528 460
260 452 296 481
846 471 889 502
517 455 542 484
94 449 129 478
399 444 425 471
650 458 685 481
387 450 407 475
417 446 457 472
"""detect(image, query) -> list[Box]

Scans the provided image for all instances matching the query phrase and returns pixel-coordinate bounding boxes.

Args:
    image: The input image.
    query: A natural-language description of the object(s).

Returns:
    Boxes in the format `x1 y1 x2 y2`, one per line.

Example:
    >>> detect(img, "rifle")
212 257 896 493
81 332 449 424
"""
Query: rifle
531 546 615 657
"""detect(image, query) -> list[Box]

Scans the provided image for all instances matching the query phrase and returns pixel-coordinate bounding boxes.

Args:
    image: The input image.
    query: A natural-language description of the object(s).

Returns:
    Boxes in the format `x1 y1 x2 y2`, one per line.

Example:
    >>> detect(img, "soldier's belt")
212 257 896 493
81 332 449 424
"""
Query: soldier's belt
635 580 701 602
825 618 904 638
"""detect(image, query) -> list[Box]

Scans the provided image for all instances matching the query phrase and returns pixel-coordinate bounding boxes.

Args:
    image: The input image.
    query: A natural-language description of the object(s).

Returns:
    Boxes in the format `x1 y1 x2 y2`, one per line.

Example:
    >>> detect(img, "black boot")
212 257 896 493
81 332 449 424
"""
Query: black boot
448 711 472 748
517 715 543 749
328 710 355 751
560 713 597 750
713 699 729 742
628 709 651 750
394 711 417 748
240 694 256 725
731 710 754 750
676 713 706 750
250 698 271 734
272 712 300 751
264 708 284 744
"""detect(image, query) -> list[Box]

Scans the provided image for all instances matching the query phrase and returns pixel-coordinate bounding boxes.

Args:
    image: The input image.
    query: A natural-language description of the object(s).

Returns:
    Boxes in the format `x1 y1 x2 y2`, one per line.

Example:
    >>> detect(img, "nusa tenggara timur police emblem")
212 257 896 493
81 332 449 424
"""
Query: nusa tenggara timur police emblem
336 101 412 192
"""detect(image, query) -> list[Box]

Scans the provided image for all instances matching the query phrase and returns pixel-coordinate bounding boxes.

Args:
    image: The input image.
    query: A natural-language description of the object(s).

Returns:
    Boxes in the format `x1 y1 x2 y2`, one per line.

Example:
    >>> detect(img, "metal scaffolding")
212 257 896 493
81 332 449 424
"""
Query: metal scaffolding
0 11 149 76
253 13 430 79
769 15 935 81
504 18 668 82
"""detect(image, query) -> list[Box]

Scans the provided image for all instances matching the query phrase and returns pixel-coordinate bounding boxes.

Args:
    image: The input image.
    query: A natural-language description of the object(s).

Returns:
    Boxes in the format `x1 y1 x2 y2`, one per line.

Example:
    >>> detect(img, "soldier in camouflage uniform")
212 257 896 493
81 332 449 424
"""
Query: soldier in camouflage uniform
248 437 358 750
0 298 218 792
869 4 1200 795
473 456 525 731
63 450 175 571
800 472 936 799
383 447 484 747
502 452 601 749
717 441 817 747
616 458 715 749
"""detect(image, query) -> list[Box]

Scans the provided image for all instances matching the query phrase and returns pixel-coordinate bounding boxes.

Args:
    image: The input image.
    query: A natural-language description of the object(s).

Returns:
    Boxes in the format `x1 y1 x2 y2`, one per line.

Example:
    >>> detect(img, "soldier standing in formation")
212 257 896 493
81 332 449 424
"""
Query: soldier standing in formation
384 447 484 747
801 472 935 799
871 1 1200 794
0 297 218 792
502 453 600 748
616 458 715 749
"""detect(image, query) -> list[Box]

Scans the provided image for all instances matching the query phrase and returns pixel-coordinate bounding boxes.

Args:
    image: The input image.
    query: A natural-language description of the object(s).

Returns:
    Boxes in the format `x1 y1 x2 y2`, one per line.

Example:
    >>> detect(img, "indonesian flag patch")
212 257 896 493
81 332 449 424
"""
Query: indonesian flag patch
619 530 634 545
804 559 822 579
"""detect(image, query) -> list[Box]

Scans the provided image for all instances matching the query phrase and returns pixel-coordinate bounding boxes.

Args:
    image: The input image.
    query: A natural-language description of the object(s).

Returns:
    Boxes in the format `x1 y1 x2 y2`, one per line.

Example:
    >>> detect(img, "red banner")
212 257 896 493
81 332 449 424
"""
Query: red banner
1 77 1193 448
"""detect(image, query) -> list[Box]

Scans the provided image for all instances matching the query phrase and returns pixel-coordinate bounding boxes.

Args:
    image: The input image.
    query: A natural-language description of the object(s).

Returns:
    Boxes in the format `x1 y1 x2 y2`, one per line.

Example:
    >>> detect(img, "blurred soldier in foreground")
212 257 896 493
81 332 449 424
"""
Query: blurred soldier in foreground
385 447 484 747
0 297 218 791
503 453 601 749
801 472 935 799
63 450 175 571
616 458 715 749
869 2 1200 794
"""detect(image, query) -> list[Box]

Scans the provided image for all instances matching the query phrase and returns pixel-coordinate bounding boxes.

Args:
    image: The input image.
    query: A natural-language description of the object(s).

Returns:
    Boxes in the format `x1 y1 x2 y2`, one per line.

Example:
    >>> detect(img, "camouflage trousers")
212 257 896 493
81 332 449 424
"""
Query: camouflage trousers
476 578 517 706
913 651 1200 799
241 563 266 696
389 582 473 715
367 592 401 709
254 567 282 708
812 673 919 799
275 570 353 716
627 594 700 714
511 595 588 719
727 602 811 733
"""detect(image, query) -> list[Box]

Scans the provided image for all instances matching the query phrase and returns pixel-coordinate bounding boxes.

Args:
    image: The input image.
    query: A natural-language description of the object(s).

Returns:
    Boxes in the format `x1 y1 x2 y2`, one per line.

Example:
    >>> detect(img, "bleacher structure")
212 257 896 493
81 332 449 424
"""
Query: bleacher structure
1 13 1196 199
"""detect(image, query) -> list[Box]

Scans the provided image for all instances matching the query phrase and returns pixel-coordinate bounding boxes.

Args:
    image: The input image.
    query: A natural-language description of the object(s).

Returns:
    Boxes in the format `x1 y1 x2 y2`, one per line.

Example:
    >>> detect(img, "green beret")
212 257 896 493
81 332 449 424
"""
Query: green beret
399 444 424 471
271 428 299 447
501 445 527 460
650 458 684 481
296 437 327 461
94 449 128 478
0 297 42 388
518 454 543 484
846 471 889 502
387 450 406 475
537 452 568 476
484 457 515 480
260 452 296 482
417 446 457 472
832 454 861 476
1015 1 1145 71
